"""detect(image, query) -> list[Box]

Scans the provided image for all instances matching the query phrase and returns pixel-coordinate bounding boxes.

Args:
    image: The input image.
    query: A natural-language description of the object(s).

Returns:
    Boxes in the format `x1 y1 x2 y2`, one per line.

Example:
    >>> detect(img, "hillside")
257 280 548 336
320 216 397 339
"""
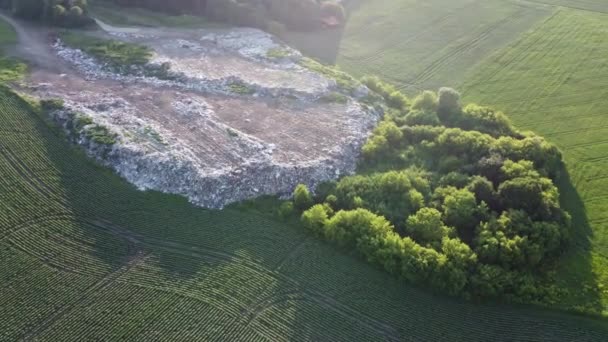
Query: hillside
1 14 608 342
335 0 608 316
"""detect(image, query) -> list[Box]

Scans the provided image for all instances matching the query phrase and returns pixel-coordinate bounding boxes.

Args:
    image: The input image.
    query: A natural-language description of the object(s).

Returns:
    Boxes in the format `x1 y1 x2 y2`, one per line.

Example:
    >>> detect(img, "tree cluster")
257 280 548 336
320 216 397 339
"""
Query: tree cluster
8 0 92 27
292 85 570 301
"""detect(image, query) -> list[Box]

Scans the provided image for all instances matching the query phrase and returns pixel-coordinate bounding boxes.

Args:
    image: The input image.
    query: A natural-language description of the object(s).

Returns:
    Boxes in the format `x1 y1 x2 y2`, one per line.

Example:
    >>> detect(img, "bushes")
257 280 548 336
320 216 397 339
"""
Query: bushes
293 184 313 211
10 0 91 27
291 85 569 303
60 32 153 69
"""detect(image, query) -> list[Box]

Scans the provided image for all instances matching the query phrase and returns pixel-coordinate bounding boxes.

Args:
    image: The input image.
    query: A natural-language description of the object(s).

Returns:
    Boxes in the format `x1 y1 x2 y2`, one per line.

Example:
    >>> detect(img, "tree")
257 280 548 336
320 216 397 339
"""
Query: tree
293 184 313 211
405 208 453 248
441 188 484 241
404 110 440 126
411 90 438 113
437 87 461 122
497 176 559 220
301 204 330 236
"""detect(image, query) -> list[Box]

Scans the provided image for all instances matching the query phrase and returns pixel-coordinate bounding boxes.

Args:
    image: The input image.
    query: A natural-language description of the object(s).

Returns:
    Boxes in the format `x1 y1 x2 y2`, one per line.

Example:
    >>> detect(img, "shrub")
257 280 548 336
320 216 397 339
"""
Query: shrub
278 201 295 219
411 90 438 113
40 98 64 111
405 208 453 248
52 4 66 19
293 184 313 211
69 5 83 17
437 87 461 121
404 110 440 126
301 204 331 237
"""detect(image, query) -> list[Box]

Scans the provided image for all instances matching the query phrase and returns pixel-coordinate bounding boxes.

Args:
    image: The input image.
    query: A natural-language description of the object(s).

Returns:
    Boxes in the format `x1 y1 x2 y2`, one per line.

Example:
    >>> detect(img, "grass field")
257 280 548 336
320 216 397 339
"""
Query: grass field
90 0 217 28
334 0 608 316
336 0 553 94
2 83 608 341
0 19 16 46
526 0 608 13
1 18 608 341
461 8 608 314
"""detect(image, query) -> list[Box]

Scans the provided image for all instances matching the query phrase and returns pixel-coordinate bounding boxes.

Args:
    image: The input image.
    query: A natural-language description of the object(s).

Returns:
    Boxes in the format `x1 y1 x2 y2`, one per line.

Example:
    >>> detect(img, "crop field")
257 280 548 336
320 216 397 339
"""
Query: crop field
526 0 608 13
336 0 553 94
2 4 608 341
462 8 608 314
0 45 607 342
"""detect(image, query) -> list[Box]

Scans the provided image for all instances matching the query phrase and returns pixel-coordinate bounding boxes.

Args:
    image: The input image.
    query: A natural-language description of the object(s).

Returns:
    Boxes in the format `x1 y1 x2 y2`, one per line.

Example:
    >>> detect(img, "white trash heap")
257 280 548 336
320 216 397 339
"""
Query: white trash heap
46 27 381 208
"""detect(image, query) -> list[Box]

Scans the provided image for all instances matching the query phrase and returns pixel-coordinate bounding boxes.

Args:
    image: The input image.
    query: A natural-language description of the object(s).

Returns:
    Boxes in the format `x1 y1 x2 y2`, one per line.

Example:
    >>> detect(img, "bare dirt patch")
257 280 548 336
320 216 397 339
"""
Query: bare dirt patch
12 18 379 208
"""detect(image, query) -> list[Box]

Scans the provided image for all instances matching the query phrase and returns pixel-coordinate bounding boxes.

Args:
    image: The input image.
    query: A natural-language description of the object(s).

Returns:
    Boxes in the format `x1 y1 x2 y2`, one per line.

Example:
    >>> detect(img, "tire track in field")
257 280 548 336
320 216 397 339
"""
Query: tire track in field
20 251 149 341
409 8 524 86
86 218 403 341
461 10 561 101
0 147 69 207
0 214 74 243
507 11 580 114
355 0 481 65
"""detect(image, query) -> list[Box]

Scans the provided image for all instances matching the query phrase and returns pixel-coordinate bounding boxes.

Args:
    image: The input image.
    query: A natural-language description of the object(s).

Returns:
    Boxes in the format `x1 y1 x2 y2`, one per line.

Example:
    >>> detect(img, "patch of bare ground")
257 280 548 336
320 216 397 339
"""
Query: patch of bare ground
15 19 379 208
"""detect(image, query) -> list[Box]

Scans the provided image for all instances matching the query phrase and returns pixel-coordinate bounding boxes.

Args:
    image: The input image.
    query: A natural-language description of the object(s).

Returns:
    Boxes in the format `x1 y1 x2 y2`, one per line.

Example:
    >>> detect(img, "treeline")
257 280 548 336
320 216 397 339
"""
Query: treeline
4 0 92 27
286 81 570 302
110 0 346 32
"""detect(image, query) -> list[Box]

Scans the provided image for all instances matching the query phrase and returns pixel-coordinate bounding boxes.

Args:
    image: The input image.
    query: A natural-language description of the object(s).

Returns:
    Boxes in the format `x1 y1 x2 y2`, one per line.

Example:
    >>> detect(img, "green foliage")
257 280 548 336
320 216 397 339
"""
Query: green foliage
300 84 574 304
278 200 294 218
361 76 409 110
0 37 606 338
334 170 429 225
11 0 90 26
228 82 255 95
405 208 453 249
300 57 360 92
293 183 313 211
40 98 64 111
84 124 117 145
61 32 152 68
437 87 461 121
301 204 331 237
441 187 485 240
0 57 26 82
411 90 438 113
266 47 290 59
320 91 348 104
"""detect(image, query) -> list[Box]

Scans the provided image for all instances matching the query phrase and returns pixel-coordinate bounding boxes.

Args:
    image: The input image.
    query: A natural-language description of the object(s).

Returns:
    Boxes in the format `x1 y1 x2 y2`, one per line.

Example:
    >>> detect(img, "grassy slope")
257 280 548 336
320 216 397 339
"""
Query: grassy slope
89 0 217 28
2 74 608 342
337 0 552 94
525 0 608 13
0 19 16 45
0 22 607 342
461 8 608 315
336 0 608 316
0 17 25 82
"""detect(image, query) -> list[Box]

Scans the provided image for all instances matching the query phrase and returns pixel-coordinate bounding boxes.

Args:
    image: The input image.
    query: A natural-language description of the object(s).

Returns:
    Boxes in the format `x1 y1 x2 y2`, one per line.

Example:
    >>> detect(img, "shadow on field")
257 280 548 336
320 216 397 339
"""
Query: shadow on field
15 85 608 339
554 165 604 313
280 0 365 63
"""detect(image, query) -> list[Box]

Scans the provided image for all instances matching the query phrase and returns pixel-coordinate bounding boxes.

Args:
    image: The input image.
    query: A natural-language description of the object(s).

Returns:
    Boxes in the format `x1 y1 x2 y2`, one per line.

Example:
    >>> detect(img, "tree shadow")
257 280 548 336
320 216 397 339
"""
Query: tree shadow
279 0 366 64
553 164 604 314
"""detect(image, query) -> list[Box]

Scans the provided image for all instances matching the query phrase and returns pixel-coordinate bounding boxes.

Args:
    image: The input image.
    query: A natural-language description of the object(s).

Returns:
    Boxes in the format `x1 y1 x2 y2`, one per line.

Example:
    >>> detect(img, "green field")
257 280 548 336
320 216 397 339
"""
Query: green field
1 81 608 341
335 0 608 316
337 0 553 93
462 8 608 313
1 21 608 342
